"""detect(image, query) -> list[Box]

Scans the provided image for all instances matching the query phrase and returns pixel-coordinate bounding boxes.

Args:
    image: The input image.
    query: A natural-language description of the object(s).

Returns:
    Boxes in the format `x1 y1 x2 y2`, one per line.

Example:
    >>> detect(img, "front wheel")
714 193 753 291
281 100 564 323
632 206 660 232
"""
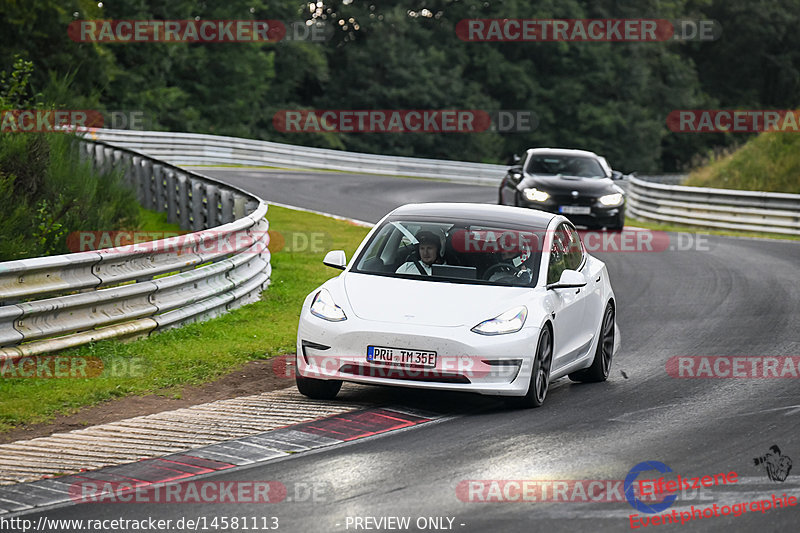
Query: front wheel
296 373 342 400
608 211 625 231
569 302 614 382
506 327 552 408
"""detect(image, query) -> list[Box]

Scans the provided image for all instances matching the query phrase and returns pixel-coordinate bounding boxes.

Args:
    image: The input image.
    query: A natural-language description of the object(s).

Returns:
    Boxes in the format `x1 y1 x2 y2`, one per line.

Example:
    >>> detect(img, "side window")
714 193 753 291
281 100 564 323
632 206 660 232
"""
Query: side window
565 226 584 270
547 226 570 284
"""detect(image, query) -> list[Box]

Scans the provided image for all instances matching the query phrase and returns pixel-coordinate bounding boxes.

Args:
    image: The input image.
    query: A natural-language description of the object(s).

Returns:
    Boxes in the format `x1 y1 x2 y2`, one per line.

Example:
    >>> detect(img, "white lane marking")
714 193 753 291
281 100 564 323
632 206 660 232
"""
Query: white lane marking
268 201 374 227
731 404 800 417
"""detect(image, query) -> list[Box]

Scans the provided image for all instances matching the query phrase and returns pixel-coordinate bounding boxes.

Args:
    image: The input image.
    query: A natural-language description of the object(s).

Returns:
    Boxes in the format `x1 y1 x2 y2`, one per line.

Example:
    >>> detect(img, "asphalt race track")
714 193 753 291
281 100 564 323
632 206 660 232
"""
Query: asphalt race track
20 169 800 532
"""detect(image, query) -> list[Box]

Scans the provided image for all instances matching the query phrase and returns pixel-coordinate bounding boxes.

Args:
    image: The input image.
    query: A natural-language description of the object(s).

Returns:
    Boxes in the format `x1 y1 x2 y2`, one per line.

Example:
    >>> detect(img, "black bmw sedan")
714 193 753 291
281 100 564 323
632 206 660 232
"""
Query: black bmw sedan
498 148 627 230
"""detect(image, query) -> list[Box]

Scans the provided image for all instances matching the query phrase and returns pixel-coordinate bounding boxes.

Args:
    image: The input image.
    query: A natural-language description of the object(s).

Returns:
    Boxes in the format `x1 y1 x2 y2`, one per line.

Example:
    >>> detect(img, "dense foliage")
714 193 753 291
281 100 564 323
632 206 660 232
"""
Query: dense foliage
1 0 799 174
0 58 140 261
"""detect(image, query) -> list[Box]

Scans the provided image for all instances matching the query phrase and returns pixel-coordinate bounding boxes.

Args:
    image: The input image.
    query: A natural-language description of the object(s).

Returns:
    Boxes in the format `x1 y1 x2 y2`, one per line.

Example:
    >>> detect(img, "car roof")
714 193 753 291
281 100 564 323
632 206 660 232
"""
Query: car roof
526 147 601 158
387 202 557 231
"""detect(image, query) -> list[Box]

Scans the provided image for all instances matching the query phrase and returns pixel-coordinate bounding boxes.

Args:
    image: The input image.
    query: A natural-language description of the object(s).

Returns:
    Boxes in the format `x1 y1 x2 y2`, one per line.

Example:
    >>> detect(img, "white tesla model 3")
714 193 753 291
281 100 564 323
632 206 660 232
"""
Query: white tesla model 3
295 203 616 407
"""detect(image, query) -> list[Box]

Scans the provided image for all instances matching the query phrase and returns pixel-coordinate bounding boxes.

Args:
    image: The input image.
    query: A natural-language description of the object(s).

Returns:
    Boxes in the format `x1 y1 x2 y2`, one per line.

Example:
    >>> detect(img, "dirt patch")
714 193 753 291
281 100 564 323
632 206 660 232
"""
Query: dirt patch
0 358 296 444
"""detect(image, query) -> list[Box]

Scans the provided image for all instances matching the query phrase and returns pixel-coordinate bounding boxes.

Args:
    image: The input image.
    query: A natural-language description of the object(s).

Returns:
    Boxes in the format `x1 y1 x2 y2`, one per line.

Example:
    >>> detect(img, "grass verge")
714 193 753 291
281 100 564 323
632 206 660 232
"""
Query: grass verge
0 205 370 432
684 131 800 194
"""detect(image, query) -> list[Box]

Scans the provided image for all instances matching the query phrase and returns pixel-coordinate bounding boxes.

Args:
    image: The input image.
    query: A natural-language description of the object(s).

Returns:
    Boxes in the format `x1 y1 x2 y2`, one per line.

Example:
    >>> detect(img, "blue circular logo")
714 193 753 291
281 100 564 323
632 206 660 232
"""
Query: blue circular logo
624 461 677 514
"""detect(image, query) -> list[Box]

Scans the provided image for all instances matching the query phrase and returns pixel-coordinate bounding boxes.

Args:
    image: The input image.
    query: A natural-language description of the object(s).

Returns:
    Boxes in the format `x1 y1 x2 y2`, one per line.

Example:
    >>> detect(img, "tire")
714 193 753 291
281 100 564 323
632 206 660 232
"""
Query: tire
514 191 522 207
296 373 342 400
506 326 552 408
569 302 615 382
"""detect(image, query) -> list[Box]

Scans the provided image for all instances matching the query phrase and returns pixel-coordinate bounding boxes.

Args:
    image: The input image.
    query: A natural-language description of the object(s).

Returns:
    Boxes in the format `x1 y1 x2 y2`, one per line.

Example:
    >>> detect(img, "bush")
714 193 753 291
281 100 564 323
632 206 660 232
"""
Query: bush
0 58 140 261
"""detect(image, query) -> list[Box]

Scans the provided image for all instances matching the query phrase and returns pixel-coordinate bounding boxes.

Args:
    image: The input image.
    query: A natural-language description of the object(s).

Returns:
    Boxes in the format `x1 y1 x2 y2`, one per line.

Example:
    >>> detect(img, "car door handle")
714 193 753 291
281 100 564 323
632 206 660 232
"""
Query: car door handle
596 275 601 282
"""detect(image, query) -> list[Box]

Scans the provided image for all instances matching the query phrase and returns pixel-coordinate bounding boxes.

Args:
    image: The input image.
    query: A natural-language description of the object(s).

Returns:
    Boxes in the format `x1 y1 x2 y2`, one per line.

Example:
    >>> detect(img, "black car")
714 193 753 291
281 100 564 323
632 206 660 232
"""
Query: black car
499 148 627 230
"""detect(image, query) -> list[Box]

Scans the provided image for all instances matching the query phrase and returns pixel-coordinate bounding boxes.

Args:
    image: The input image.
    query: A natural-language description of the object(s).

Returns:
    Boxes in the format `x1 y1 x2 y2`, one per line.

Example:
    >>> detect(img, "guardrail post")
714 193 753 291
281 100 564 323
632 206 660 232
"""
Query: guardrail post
77 139 89 164
131 156 144 204
190 181 206 230
176 173 191 230
93 144 104 173
152 164 166 213
220 190 234 223
165 169 178 224
245 198 258 216
102 146 114 175
119 152 135 190
233 195 247 220
205 184 220 228
140 159 154 210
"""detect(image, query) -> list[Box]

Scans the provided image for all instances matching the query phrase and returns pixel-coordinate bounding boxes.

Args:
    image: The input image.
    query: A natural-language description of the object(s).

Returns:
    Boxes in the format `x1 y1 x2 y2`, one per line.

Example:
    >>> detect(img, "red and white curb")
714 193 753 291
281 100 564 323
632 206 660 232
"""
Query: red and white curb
0 390 444 515
0 387 368 488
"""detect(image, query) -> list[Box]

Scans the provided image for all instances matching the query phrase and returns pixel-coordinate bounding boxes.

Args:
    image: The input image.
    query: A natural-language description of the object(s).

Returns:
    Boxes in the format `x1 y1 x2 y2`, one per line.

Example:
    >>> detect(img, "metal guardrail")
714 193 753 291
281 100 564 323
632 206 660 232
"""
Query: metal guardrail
90 128 508 185
0 138 271 360
91 128 800 235
627 176 800 235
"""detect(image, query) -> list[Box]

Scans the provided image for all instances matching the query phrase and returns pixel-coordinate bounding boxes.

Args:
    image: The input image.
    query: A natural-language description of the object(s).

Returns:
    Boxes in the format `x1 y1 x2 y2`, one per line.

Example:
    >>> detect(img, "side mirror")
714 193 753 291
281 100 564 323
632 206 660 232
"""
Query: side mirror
611 170 623 180
508 165 523 180
508 153 521 166
323 250 347 270
547 269 587 290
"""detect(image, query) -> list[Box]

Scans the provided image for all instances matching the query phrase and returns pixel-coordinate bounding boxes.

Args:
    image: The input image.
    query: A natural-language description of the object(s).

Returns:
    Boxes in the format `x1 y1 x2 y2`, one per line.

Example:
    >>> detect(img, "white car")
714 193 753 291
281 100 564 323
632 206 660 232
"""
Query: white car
295 203 616 407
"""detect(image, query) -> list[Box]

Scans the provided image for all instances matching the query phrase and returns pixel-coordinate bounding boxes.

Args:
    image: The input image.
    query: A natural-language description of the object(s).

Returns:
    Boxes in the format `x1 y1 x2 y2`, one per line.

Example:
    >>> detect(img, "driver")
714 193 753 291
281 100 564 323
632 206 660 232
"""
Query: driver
396 230 444 275
487 247 533 283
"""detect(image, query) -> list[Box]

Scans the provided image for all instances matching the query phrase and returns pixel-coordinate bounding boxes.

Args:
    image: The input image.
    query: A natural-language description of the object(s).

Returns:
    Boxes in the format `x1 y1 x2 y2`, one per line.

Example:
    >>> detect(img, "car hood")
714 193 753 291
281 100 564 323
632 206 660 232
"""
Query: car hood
342 273 529 327
521 174 616 196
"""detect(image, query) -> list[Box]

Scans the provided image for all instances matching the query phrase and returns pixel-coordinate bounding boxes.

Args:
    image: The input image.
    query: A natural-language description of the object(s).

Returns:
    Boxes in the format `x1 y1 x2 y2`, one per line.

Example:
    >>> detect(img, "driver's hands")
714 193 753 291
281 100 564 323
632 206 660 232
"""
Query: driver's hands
515 268 532 283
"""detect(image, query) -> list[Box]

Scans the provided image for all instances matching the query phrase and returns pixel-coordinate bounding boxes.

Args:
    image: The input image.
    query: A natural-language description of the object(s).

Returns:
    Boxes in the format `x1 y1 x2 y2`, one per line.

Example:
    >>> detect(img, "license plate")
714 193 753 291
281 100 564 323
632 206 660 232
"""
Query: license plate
366 346 437 368
559 205 592 215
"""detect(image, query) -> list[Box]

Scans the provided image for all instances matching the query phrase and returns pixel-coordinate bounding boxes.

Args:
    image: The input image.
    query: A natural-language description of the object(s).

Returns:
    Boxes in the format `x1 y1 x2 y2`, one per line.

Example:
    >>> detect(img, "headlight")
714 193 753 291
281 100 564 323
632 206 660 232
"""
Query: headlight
598 193 624 206
523 188 550 202
471 306 527 335
310 289 346 322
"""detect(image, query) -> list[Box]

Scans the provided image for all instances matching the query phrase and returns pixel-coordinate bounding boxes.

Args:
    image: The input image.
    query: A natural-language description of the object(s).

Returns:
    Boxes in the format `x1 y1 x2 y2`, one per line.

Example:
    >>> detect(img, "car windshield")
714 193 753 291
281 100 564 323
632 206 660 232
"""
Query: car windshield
525 155 607 178
352 217 543 287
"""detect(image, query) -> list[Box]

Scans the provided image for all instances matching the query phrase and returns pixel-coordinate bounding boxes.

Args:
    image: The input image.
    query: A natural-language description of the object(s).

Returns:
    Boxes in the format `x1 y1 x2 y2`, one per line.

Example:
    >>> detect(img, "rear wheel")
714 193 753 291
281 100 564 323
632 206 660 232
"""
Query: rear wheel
506 327 552 408
296 373 342 400
569 302 614 382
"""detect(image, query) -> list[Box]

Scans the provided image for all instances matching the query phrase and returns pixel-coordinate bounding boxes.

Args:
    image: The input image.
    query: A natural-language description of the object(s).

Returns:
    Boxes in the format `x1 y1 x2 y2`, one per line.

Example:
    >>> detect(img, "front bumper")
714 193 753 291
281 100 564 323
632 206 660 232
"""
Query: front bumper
297 312 539 396
518 198 624 227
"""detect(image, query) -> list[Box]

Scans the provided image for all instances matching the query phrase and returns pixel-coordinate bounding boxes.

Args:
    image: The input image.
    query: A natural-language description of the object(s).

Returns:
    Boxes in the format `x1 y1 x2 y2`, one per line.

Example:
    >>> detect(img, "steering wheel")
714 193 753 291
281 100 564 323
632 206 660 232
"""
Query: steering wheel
483 263 517 280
